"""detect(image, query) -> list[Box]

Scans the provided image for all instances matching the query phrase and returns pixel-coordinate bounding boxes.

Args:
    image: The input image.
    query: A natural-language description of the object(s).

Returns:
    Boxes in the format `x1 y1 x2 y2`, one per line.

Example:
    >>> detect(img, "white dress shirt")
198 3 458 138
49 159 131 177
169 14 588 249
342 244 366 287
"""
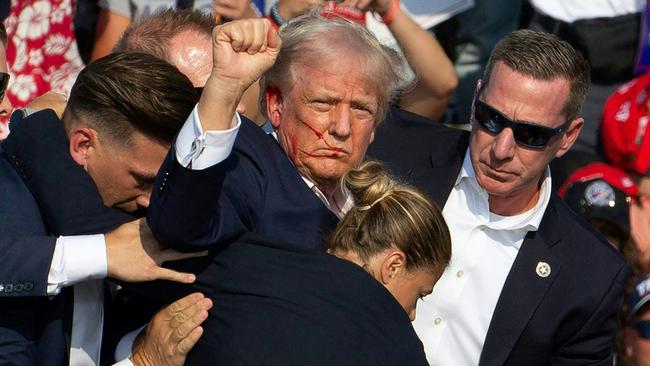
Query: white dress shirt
412 149 552 366
47 235 107 365
530 0 643 22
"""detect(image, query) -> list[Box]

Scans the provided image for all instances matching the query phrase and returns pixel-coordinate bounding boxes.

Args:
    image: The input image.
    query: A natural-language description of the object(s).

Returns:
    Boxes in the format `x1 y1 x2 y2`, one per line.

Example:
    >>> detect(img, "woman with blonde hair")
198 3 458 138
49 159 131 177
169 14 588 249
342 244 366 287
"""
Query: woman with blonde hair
329 160 452 320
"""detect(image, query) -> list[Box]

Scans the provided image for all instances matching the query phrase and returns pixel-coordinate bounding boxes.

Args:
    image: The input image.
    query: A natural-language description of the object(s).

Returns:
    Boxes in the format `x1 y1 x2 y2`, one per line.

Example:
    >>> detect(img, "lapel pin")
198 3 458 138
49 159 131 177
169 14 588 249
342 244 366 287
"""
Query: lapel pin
536 261 551 278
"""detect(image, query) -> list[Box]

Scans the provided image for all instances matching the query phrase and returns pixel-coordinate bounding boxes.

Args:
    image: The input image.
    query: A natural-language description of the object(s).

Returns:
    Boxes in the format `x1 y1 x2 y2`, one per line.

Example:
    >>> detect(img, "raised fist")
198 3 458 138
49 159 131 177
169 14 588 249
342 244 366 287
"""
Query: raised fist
211 18 281 95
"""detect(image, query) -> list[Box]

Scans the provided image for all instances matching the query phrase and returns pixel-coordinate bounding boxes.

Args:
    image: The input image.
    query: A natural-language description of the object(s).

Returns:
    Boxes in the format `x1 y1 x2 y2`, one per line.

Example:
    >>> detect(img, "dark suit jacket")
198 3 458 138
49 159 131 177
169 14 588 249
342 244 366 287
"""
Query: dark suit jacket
0 110 136 366
186 234 428 366
368 107 629 366
147 117 432 364
0 112 70 366
148 116 339 252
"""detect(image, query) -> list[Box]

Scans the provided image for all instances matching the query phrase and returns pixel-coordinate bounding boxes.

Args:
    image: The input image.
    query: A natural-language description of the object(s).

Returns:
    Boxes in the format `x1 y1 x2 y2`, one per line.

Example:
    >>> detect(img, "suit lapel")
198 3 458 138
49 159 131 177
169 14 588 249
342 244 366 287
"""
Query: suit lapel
479 199 563 366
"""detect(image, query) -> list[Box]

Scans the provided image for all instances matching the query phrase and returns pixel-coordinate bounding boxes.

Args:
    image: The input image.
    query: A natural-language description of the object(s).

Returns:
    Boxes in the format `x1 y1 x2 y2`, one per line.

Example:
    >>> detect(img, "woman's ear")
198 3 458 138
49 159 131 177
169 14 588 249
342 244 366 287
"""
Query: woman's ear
379 249 407 285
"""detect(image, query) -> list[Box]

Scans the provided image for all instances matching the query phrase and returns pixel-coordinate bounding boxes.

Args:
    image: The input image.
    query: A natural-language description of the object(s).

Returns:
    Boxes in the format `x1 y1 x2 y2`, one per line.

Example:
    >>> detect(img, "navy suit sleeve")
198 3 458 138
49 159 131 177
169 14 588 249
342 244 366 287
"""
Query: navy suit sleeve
552 264 628 365
148 135 265 252
3 109 136 236
0 236 55 297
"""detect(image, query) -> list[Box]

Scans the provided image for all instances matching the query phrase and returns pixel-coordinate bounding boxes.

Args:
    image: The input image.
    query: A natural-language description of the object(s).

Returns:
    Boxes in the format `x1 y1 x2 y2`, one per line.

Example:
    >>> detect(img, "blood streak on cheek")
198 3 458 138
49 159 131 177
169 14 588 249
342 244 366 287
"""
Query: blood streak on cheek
299 120 344 154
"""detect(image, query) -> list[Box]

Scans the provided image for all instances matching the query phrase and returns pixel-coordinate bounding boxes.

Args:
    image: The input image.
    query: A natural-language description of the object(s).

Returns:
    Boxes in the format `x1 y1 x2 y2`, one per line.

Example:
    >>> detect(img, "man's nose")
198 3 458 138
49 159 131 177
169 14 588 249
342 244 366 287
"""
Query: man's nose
491 127 516 161
136 192 151 208
329 106 351 139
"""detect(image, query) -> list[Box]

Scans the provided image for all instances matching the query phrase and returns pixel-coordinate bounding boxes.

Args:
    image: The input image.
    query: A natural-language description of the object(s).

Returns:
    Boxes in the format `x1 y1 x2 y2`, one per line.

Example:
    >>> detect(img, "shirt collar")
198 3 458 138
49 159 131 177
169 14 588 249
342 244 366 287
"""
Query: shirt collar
457 148 552 235
268 129 352 218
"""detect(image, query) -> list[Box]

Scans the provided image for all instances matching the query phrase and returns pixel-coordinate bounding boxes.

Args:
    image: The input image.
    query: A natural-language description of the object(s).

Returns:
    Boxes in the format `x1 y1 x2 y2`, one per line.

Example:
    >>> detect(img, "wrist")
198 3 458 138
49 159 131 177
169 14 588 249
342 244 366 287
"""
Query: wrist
378 0 400 25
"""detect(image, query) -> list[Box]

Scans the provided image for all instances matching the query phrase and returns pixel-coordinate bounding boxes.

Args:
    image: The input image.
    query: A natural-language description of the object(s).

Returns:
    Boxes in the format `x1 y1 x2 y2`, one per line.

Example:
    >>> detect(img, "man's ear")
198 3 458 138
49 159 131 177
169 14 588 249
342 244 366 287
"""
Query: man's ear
265 83 283 129
379 249 407 285
68 127 96 169
555 117 584 159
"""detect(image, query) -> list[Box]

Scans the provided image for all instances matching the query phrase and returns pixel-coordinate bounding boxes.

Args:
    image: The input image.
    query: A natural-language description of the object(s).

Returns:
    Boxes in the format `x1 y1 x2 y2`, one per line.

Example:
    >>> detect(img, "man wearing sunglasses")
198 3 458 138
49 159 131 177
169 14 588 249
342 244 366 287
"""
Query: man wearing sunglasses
370 29 627 365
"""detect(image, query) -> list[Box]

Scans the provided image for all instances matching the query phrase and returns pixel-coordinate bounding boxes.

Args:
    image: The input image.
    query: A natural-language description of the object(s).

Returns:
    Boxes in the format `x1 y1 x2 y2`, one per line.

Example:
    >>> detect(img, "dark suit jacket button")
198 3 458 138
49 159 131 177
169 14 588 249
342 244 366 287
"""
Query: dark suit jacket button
24 282 33 291
5 284 12 293
14 283 23 292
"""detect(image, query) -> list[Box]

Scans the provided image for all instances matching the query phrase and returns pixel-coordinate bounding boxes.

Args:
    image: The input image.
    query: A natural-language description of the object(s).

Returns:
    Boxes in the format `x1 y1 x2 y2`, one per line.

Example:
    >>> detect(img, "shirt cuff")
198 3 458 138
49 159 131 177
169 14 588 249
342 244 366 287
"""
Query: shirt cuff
175 104 241 170
112 359 134 366
47 235 107 295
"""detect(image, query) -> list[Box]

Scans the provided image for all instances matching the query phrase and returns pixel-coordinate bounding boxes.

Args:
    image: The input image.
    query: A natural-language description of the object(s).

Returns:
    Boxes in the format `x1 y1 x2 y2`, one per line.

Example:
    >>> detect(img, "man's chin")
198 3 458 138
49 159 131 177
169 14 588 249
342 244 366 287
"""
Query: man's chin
475 173 516 197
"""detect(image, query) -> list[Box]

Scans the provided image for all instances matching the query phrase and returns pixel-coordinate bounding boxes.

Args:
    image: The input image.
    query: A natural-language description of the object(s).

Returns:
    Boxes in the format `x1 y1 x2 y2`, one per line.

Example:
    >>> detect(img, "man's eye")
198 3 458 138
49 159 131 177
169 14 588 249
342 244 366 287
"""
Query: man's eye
312 101 331 110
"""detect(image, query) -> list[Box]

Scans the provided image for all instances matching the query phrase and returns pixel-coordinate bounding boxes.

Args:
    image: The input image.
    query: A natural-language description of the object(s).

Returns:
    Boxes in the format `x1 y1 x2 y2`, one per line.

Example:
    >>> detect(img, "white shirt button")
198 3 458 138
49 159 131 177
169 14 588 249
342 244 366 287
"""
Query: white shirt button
456 270 464 278
434 317 442 325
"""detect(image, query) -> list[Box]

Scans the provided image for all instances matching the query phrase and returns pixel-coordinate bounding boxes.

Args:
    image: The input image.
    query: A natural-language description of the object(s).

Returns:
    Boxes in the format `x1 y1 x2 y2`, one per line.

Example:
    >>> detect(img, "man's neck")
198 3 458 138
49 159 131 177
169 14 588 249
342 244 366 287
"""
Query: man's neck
488 183 542 216
317 181 346 214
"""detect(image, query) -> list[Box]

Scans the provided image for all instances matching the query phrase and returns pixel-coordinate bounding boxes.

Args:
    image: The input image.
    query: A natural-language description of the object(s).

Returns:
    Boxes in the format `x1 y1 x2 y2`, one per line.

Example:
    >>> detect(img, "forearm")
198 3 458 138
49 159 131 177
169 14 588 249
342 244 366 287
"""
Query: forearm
387 9 457 99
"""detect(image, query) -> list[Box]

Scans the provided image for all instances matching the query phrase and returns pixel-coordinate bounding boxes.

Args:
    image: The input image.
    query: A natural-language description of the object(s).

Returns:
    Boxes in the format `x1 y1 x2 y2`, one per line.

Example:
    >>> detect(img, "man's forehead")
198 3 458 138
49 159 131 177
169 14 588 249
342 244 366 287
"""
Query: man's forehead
483 64 571 126
293 66 378 104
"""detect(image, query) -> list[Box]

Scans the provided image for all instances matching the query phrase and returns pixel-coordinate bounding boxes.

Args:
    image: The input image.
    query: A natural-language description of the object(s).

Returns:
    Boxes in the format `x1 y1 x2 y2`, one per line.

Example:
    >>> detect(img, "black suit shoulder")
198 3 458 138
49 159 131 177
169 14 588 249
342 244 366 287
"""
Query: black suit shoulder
368 107 469 180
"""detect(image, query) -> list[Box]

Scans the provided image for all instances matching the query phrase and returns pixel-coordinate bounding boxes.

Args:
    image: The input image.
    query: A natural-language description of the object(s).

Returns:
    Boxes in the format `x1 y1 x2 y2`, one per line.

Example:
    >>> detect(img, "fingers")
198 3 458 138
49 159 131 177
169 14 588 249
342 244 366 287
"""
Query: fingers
166 294 212 355
220 19 274 54
172 300 211 341
176 327 204 355
167 292 206 313
266 20 281 51
153 267 197 284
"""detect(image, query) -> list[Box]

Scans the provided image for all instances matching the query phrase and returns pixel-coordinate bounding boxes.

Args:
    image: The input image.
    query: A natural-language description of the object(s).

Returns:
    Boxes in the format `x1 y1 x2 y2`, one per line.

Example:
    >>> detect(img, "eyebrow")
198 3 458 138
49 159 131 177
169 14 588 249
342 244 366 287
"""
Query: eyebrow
480 98 554 128
130 170 157 185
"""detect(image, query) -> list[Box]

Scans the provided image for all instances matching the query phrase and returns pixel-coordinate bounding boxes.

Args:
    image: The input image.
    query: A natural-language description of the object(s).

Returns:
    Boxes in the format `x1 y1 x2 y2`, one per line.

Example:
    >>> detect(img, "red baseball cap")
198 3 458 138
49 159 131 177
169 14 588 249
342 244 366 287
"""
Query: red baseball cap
559 162 638 234
601 73 650 176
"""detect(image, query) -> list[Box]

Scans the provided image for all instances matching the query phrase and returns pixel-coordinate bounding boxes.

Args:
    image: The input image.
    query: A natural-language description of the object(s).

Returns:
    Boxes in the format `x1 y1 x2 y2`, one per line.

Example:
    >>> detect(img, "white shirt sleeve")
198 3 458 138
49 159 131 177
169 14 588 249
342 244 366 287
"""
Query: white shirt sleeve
115 324 147 361
112 359 134 366
175 104 241 170
47 235 107 295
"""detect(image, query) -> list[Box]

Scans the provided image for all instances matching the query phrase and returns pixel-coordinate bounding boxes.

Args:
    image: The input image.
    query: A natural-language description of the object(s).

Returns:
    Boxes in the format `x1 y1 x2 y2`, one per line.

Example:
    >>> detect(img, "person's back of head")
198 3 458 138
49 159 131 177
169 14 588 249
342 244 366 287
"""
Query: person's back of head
484 29 590 121
113 9 215 87
260 12 411 122
328 160 451 320
113 8 214 62
63 52 197 147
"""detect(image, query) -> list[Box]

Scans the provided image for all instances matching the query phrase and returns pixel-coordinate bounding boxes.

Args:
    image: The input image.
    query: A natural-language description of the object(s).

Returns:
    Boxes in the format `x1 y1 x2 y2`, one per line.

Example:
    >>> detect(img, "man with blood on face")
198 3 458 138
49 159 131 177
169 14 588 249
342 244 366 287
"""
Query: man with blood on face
147 13 409 254
144 15 448 365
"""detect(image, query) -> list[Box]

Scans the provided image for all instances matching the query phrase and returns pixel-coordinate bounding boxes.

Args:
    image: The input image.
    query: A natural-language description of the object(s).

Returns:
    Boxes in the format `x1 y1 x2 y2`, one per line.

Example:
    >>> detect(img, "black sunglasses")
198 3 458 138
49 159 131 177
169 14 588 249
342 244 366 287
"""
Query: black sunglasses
634 320 650 339
473 98 570 149
0 72 9 101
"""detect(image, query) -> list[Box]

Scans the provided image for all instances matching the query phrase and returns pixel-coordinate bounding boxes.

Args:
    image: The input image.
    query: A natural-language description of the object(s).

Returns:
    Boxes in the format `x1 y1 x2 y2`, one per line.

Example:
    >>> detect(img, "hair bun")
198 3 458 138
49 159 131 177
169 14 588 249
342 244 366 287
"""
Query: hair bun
344 161 394 209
